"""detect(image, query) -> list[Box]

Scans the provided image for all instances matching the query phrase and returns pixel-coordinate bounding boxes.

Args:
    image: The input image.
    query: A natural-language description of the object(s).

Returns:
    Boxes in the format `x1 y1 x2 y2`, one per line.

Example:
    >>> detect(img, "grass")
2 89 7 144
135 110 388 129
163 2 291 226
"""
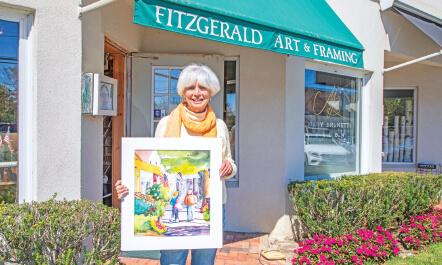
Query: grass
365 242 442 265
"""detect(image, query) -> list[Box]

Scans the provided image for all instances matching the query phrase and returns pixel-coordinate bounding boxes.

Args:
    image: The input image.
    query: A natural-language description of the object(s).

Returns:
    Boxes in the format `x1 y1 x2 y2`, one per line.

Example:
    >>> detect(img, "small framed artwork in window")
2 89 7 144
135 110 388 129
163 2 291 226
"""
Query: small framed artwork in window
82 73 118 116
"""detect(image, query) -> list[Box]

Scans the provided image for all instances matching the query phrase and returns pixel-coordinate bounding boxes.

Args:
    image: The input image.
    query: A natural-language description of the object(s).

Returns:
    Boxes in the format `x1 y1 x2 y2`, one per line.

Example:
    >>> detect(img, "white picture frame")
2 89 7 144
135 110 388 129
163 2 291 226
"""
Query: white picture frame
121 137 223 251
93 74 118 116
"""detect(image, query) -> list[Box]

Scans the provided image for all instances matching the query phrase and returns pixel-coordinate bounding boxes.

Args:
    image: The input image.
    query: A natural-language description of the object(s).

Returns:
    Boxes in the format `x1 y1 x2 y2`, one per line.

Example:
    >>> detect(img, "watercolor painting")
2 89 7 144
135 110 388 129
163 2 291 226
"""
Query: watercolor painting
121 138 223 251
133 150 211 237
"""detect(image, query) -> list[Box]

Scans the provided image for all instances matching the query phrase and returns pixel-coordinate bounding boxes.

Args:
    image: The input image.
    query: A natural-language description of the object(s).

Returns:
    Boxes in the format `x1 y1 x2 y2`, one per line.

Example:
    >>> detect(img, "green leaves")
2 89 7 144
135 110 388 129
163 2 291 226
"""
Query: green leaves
288 172 442 238
0 197 121 264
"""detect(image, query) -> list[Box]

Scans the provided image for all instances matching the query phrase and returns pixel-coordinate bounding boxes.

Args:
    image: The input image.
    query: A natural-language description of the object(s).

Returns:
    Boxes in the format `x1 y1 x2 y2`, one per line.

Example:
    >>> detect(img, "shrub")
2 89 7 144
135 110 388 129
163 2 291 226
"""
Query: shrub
0 195 121 264
399 210 442 250
288 172 442 237
292 227 400 265
0 184 17 204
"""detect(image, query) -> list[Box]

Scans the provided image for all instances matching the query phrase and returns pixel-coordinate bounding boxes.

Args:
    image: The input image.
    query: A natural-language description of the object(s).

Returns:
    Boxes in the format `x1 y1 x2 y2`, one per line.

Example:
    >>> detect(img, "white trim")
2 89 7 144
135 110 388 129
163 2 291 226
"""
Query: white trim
382 50 442 73
0 9 34 202
304 62 364 179
223 57 239 183
393 1 442 26
382 87 418 165
78 0 118 16
305 61 368 79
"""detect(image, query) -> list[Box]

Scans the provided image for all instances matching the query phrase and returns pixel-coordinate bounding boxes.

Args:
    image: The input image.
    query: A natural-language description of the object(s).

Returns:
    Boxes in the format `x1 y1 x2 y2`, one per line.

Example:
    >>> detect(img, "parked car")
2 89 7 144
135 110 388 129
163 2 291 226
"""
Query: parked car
304 133 352 166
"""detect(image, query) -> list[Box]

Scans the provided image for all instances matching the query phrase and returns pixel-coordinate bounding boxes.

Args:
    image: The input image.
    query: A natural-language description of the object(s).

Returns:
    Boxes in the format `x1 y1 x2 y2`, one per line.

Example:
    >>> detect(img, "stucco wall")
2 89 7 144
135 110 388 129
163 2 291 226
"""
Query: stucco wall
80 0 144 202
381 3 442 172
383 62 442 172
1 1 82 201
381 10 442 65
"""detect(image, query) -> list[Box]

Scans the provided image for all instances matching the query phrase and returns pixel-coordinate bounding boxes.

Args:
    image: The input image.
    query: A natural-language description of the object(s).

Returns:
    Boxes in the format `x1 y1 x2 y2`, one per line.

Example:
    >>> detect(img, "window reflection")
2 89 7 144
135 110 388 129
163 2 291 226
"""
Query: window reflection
223 60 237 179
0 19 19 203
382 89 414 163
304 70 360 180
152 68 182 135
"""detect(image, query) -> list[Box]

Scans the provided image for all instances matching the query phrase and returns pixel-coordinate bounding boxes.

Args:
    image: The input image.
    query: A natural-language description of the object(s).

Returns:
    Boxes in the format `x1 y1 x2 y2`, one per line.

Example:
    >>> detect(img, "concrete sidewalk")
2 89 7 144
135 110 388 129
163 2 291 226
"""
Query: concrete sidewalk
119 231 291 265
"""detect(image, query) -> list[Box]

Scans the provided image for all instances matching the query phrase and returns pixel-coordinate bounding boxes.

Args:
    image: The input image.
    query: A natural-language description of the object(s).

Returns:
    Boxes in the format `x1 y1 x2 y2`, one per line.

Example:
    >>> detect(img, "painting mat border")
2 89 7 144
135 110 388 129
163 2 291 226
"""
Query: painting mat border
121 137 223 251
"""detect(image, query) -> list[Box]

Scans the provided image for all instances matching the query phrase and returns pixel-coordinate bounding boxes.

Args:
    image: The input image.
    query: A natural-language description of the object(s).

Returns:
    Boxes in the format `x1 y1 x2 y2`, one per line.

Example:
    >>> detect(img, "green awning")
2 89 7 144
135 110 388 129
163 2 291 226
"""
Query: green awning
134 0 364 68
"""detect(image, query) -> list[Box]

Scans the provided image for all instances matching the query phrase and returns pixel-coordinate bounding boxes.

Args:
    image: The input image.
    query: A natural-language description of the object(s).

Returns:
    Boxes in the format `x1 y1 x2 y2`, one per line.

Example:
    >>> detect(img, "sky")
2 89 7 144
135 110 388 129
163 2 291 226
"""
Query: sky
0 19 19 89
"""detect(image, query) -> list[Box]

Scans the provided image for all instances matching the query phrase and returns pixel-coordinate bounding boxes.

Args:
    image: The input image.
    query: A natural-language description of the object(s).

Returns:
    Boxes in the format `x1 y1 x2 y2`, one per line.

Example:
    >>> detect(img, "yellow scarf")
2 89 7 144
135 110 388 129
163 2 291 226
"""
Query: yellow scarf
164 101 217 137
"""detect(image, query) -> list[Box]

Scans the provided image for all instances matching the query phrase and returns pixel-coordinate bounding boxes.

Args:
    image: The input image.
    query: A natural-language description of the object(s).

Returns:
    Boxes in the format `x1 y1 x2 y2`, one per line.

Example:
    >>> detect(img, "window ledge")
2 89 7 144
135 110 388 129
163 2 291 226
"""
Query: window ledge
225 181 239 188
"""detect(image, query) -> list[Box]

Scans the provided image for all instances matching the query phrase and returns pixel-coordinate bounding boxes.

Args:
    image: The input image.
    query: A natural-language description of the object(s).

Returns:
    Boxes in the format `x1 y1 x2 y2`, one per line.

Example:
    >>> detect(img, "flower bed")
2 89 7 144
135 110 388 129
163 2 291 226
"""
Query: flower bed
293 227 400 265
293 210 442 264
399 210 442 250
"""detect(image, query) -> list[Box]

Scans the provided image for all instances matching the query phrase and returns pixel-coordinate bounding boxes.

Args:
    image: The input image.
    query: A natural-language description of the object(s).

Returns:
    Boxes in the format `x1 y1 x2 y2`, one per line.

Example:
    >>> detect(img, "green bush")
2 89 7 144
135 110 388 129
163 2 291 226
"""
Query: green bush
0 195 121 264
0 184 17 204
288 172 442 237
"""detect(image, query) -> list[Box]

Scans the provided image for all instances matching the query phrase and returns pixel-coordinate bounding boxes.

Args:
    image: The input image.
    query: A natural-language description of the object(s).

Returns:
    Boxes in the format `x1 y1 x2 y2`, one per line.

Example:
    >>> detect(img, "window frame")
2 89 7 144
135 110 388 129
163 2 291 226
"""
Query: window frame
150 66 184 136
224 57 240 185
0 6 34 202
304 62 364 179
382 86 418 166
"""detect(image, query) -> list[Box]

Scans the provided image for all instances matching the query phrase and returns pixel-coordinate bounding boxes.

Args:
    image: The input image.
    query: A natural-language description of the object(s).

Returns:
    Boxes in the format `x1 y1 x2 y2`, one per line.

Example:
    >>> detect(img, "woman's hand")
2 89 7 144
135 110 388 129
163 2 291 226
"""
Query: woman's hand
115 180 129 200
219 159 233 179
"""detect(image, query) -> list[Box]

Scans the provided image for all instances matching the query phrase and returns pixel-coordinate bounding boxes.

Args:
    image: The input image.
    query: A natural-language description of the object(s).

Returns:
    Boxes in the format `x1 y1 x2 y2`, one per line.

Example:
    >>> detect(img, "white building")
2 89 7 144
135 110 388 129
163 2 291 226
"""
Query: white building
0 0 440 240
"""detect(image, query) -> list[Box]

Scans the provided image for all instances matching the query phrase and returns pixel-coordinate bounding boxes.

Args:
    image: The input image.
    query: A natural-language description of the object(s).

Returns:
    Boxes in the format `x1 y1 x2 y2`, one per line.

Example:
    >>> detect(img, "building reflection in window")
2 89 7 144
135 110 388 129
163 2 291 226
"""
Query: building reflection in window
304 69 360 180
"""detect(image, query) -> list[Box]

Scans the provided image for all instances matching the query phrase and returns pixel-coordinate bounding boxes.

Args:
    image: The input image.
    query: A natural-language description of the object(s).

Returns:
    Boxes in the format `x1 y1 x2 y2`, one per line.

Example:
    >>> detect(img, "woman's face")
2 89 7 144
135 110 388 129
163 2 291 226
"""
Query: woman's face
183 81 211 113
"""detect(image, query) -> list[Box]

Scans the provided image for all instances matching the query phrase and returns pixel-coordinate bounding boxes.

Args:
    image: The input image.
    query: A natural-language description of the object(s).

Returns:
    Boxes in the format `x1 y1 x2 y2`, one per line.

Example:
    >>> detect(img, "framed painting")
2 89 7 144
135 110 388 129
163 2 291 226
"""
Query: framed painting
121 137 223 251
81 73 118 116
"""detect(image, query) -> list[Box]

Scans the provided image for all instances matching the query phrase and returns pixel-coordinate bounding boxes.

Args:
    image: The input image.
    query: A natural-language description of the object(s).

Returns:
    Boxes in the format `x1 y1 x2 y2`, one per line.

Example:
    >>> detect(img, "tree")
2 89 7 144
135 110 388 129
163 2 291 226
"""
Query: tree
0 66 18 123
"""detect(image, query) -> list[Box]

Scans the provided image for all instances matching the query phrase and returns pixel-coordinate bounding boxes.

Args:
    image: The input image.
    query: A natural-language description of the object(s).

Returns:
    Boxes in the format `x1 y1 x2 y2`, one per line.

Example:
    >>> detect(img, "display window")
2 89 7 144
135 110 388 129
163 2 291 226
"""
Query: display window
223 58 239 182
0 18 19 203
0 8 33 203
382 88 416 164
304 69 361 180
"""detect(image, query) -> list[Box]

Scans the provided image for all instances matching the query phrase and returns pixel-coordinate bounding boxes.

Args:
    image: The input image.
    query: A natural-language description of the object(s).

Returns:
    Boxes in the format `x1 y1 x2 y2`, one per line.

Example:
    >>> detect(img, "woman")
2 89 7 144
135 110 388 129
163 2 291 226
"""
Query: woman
115 63 237 265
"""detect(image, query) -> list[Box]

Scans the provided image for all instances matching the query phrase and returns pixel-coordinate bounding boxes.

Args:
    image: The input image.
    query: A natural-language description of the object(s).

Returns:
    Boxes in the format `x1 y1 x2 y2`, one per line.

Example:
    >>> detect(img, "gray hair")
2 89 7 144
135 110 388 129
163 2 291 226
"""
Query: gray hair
177 63 221 98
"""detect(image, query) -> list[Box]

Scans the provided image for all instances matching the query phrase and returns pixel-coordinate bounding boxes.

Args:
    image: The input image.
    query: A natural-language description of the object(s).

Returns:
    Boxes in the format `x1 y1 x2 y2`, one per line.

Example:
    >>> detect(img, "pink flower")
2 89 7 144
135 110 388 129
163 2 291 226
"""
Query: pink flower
378 226 383 232
357 248 363 255
344 250 348 254
335 250 340 255
393 247 400 255
338 240 343 246
299 241 304 247
314 235 319 240
331 238 337 244
351 256 357 262
411 223 416 227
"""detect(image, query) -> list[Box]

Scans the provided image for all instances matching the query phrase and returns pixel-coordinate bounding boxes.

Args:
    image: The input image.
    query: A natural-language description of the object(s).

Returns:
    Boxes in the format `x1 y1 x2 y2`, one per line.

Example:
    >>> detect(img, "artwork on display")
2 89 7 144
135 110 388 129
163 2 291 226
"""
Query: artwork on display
81 73 118 116
121 138 223 251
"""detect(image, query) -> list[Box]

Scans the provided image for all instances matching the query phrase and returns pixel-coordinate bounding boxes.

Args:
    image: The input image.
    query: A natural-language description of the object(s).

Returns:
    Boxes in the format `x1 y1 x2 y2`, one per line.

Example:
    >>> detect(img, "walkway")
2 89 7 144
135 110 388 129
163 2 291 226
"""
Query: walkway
119 231 291 265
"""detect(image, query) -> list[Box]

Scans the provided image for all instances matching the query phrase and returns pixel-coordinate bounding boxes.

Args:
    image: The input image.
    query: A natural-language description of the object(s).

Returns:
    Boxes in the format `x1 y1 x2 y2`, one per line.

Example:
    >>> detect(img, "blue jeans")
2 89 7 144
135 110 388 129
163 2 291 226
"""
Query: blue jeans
187 205 195 221
160 205 225 265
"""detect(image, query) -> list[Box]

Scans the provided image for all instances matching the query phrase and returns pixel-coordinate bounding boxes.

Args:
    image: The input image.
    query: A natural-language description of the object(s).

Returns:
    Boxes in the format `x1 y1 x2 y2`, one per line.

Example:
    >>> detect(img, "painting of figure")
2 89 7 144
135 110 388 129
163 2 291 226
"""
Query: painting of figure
133 150 211 237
